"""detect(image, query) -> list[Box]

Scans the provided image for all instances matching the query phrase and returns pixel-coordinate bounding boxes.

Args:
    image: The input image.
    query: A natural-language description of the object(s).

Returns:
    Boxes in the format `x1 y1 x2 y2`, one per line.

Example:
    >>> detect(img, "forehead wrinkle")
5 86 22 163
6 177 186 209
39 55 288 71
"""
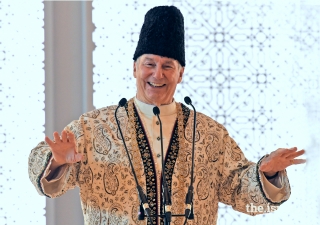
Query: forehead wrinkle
163 60 175 65
144 57 155 62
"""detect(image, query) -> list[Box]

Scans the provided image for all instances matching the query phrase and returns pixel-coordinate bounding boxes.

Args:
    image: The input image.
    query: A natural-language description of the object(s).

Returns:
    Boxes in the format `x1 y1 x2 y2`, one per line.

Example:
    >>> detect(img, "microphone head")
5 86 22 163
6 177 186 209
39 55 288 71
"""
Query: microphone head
184 96 192 105
153 106 160 115
119 98 127 107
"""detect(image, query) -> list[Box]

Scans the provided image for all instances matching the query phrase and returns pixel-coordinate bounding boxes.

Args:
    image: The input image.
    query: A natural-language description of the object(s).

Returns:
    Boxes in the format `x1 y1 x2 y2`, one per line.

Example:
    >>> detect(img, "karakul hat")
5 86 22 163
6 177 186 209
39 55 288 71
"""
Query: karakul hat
133 5 185 67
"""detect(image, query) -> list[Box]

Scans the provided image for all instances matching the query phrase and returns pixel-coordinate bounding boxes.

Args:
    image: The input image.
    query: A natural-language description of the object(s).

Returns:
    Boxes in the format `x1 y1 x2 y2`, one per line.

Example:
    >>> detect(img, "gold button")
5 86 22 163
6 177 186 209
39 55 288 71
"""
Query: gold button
157 137 161 141
156 121 159 125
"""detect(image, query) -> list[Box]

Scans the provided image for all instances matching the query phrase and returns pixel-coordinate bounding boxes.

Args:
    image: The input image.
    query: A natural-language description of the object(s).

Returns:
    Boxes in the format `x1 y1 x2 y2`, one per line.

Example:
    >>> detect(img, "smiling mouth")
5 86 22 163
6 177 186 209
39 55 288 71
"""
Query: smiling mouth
148 82 166 87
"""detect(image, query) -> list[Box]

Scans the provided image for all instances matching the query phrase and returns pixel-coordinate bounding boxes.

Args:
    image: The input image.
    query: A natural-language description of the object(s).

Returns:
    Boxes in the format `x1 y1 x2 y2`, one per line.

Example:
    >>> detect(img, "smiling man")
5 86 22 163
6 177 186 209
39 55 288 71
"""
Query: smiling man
28 5 305 225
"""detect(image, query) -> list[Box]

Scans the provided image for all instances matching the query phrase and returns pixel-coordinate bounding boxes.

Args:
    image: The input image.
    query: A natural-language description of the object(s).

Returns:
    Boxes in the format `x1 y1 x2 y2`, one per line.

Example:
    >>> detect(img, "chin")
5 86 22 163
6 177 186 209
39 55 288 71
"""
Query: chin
148 97 162 103
146 96 163 104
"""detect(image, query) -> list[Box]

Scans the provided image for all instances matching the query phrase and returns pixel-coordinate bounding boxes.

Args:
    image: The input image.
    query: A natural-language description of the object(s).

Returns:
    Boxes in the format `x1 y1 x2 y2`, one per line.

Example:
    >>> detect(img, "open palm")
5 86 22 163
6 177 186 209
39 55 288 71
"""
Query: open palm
45 130 82 168
260 147 306 175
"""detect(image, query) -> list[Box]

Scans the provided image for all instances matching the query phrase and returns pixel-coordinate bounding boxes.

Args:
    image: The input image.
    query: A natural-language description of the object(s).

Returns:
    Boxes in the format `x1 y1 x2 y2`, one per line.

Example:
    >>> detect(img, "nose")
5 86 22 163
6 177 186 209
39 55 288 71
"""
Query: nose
153 66 163 79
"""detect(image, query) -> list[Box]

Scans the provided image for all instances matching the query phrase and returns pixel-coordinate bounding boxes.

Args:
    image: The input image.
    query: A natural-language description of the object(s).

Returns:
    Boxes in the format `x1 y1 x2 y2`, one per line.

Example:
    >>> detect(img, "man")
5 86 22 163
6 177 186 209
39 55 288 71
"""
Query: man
28 5 305 225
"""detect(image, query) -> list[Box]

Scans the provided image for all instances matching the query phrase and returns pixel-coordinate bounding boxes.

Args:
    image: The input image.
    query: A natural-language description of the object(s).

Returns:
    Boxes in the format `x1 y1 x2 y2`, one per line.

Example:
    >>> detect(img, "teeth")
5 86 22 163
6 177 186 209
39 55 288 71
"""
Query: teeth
149 82 165 87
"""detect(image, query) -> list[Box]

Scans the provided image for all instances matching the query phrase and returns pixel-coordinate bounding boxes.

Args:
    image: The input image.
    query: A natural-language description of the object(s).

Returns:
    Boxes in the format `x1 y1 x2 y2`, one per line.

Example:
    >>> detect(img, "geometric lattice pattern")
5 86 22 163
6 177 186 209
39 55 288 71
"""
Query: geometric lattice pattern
0 1 45 224
92 1 320 224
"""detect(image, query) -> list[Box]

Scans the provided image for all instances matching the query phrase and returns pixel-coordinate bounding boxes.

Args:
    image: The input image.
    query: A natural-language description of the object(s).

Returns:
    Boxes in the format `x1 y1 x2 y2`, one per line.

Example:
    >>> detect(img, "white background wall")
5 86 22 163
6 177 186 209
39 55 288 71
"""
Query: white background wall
92 0 320 224
0 1 46 224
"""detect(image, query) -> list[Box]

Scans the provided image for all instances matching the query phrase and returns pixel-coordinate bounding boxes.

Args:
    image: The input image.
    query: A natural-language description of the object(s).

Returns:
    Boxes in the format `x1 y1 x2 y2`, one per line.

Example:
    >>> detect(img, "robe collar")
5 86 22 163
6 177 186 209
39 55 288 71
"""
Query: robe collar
134 97 176 118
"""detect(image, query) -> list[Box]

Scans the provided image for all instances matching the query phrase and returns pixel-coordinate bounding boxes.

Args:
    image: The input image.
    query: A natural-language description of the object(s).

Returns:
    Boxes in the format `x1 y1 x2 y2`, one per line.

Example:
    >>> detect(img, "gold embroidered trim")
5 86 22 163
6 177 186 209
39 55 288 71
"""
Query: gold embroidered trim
127 98 188 224
127 98 145 186
171 104 190 224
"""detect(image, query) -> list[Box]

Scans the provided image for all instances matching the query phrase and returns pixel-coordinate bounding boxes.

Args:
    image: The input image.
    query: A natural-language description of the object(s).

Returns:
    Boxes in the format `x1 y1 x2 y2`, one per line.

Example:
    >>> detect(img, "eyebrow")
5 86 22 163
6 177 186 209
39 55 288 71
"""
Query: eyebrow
144 57 175 65
144 57 155 62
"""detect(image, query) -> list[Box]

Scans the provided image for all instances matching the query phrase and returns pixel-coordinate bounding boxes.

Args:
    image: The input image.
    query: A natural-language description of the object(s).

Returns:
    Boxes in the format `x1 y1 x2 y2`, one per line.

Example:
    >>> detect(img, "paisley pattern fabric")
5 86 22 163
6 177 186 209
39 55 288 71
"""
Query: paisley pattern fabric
28 98 291 225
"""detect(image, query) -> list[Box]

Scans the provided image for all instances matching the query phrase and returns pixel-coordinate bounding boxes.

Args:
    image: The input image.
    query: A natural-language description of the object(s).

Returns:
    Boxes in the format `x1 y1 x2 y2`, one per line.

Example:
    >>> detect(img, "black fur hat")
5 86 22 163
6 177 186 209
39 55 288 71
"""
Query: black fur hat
133 6 185 67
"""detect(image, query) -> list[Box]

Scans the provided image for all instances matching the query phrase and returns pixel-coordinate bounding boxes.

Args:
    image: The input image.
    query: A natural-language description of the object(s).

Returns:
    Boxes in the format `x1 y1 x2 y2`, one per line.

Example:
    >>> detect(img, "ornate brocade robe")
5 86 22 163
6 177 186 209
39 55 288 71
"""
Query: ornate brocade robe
28 98 291 225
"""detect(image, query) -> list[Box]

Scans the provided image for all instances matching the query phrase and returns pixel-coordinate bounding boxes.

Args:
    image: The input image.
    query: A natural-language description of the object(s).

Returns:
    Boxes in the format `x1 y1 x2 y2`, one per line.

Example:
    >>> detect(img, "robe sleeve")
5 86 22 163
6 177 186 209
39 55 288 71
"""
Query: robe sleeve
28 119 84 198
217 125 291 215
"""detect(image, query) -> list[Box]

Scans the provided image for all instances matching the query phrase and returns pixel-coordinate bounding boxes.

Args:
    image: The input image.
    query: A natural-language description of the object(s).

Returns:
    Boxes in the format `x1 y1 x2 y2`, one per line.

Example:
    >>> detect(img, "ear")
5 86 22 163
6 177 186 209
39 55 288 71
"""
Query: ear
177 67 185 83
133 61 137 78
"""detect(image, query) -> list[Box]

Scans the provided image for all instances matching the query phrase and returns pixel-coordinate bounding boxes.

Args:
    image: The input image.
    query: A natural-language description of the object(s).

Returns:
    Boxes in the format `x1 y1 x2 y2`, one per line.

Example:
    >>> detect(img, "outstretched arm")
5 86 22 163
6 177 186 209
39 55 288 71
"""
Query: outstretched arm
216 125 300 216
28 119 84 198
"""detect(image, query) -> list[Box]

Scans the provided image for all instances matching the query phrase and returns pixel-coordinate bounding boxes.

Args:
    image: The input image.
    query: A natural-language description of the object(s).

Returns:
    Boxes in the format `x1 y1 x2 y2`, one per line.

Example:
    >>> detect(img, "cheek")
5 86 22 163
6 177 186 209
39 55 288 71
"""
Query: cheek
170 74 182 85
136 74 148 89
136 69 150 80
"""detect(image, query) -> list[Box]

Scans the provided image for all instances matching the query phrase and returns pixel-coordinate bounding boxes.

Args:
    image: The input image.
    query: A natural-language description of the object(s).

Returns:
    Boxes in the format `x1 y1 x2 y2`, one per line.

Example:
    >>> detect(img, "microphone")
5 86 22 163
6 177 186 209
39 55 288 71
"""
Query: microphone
184 96 192 105
152 106 160 116
183 96 197 224
119 98 127 107
115 98 152 223
153 106 172 224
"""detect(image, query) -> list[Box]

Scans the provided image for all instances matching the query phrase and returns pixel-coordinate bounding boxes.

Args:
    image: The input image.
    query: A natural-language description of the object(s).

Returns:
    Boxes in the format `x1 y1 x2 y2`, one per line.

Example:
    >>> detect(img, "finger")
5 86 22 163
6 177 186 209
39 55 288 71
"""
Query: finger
272 148 288 156
45 136 55 148
286 149 305 159
280 147 298 157
61 130 68 142
292 159 307 165
68 132 75 143
68 132 78 152
53 132 61 143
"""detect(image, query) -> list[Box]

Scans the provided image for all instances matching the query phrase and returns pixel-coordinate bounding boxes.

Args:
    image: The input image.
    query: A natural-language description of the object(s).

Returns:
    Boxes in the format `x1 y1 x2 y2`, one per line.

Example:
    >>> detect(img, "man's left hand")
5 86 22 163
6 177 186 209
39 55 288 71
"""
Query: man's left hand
259 147 306 177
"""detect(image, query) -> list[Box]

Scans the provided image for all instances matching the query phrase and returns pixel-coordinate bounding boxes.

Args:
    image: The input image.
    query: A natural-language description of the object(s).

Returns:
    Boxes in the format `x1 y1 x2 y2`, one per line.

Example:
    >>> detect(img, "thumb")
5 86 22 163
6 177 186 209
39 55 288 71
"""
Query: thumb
259 159 269 171
259 163 267 171
75 153 83 162
66 153 83 163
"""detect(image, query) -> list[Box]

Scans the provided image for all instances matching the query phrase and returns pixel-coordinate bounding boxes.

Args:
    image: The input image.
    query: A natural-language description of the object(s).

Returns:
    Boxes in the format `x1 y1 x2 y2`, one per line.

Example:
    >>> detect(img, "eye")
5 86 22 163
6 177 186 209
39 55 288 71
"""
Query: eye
144 63 155 67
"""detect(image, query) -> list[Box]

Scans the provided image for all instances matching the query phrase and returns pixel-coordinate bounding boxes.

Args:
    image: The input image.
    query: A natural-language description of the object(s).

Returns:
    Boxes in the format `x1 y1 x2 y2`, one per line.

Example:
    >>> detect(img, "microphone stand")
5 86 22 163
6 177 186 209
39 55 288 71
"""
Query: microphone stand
153 106 172 225
114 98 196 224
115 98 152 224
183 96 197 225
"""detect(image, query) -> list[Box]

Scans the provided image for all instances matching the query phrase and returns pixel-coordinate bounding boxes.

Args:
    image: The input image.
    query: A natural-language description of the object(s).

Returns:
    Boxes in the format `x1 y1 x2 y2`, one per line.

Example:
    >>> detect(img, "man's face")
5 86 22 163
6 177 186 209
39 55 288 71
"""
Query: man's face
133 54 184 106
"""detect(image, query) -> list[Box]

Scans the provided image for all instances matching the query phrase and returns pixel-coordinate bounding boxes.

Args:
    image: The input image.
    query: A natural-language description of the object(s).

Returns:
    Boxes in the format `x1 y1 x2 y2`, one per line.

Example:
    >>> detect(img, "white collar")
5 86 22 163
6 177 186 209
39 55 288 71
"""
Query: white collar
134 97 176 117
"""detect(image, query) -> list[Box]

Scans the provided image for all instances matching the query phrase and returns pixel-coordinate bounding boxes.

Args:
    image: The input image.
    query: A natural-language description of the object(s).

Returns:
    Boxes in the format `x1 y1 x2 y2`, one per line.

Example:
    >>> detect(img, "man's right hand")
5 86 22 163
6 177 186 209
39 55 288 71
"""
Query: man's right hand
45 130 83 173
